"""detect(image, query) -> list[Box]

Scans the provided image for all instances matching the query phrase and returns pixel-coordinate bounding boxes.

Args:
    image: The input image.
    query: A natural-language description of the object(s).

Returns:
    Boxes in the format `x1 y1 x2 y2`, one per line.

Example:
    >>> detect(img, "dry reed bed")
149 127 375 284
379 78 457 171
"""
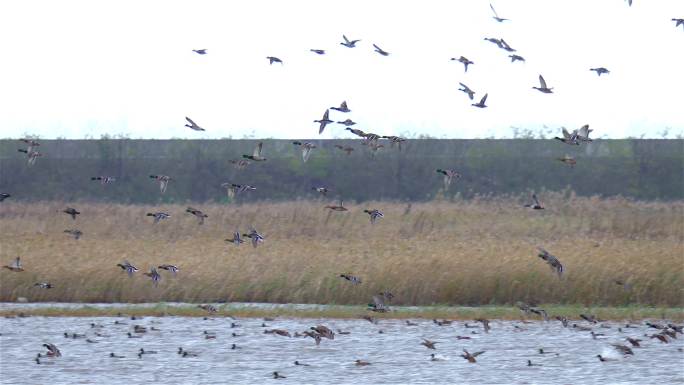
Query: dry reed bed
0 193 682 306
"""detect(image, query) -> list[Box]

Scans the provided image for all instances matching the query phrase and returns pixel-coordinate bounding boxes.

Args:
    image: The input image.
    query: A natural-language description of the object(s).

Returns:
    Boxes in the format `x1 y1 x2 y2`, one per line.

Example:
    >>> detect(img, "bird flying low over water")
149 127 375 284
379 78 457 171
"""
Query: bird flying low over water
192 49 207 55
243 142 267 161
63 207 80 220
471 93 488 108
243 228 265 248
363 209 384 224
373 44 389 56
331 101 350 113
314 109 333 134
368 294 389 312
421 339 438 350
3 257 24 272
533 75 553 93
490 3 509 22
458 83 475 100
185 117 205 131
436 169 461 190
186 207 208 224
340 273 362 284
590 67 610 76
266 56 283 65
536 247 564 278
146 212 170 224
225 231 244 246
310 49 326 55
117 260 138 276
451 56 473 72
340 34 361 48
292 141 316 162
524 194 544 210
91 176 116 185
461 349 485 363
143 267 161 286
149 175 172 193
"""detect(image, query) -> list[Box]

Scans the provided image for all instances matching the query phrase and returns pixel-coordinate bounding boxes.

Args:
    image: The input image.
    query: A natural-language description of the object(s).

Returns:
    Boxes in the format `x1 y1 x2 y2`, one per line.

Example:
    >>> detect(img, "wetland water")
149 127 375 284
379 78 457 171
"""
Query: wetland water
0 304 682 384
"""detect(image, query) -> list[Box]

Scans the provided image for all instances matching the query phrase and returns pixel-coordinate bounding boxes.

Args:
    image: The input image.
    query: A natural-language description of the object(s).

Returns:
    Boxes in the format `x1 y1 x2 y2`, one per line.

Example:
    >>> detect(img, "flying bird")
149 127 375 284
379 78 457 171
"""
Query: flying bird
146 212 170 224
266 56 283 65
222 183 256 199
0 193 11 202
373 44 389 56
436 169 461 189
490 3 509 22
471 93 488 108
17 149 42 166
310 49 326 55
292 141 316 162
524 194 544 210
149 175 172 193
340 274 362 284
536 247 564 278
63 207 80 220
340 35 361 48
533 75 553 93
575 125 593 142
158 264 179 276
325 200 348 211
243 142 267 161
557 154 577 167
499 39 516 52
673 18 684 30
143 267 162 286
35 282 53 289
451 56 473 72
337 119 356 127
117 260 138 276
225 231 244 246
509 54 525 63
590 67 610 76
3 257 24 272
91 176 116 185
314 109 334 134
331 101 351 113
363 209 384 224
243 228 265 248
64 229 83 240
184 117 205 131
458 83 475 100
312 187 329 196
186 207 208 225
192 49 207 55
461 349 485 363
554 128 580 145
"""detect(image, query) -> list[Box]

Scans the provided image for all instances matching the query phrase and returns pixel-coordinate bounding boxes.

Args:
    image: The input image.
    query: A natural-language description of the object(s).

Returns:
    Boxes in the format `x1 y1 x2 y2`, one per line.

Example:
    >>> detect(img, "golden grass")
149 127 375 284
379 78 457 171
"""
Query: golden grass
0 192 682 306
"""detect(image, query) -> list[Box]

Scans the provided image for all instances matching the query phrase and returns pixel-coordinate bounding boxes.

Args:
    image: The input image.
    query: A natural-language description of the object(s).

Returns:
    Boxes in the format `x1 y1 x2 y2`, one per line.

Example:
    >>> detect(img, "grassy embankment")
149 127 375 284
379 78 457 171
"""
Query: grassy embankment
0 192 682 315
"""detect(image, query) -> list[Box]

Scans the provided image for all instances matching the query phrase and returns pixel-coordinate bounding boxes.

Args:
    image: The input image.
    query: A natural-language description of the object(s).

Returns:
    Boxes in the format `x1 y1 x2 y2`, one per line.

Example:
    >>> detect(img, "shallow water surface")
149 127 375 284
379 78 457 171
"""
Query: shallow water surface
1 315 682 384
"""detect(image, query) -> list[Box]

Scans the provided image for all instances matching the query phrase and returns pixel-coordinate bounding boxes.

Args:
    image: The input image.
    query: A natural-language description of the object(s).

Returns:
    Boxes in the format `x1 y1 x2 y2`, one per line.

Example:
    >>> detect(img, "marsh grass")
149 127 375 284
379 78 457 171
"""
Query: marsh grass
0 192 682 306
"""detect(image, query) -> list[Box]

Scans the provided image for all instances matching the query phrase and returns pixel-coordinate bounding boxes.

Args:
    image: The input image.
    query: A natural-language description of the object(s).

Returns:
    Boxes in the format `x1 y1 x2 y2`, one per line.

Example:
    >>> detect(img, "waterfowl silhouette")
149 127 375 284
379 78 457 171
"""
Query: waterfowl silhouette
436 169 461 190
575 125 593 142
406 320 418 326
292 141 316 162
340 273 362 284
302 330 322 345
612 344 634 355
451 56 473 72
476 318 491 333
222 183 256 199
91 176 116 185
273 372 287 379
363 209 384 224
158 264 179 276
146 212 170 224
266 56 283 65
673 18 684 30
499 39 516 52
64 229 83 239
186 207 208 224
225 231 244 246
490 3 509 22
461 349 485 363
314 109 333 134
340 35 361 48
536 247 564 277
3 257 24 272
34 282 53 289
509 54 525 63
325 200 348 211
184 117 205 131
43 343 61 357
626 337 642 347
331 101 351 113
345 127 367 138
117 260 138 276
63 207 80 220
368 293 389 312
149 175 172 193
527 360 541 366
355 359 371 366
430 353 447 361
533 75 553 93
557 154 577 167
0 193 10 202
590 67 610 76
421 339 438 349
471 93 488 108
382 135 407 150
192 49 207 55
243 228 265 248
17 149 42 166
334 144 354 155
311 325 335 340
373 44 389 56
294 360 310 366
458 83 475 100
597 354 616 362
310 49 325 55
243 142 267 161
524 194 544 210
484 37 503 47
337 119 356 127
110 353 125 358
580 314 598 324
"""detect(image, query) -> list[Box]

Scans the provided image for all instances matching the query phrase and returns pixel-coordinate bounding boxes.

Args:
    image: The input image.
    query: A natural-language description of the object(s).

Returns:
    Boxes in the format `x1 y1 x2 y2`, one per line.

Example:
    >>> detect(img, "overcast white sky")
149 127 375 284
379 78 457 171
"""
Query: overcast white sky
1 0 682 139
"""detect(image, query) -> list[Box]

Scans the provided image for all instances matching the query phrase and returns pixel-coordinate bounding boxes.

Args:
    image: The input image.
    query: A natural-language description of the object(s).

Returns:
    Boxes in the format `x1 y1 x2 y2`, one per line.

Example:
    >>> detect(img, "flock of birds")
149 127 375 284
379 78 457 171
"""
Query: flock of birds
2 0 683 378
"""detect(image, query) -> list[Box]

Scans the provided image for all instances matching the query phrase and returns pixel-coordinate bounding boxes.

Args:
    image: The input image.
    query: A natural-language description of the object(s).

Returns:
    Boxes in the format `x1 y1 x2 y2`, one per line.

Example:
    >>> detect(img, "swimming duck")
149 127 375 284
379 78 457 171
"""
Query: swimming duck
0 193 10 202
43 343 61 357
458 83 475 100
331 101 350 113
203 330 216 339
332 144 354 154
192 49 207 55
355 360 371 366
91 176 116 184
433 319 453 326
461 349 485 363
3 257 24 272
292 141 316 162
294 360 310 366
184 116 205 131
243 228 265 248
337 119 356 127
110 353 125 358
186 207 208 224
158 264 179 276
524 194 544 210
222 183 256 199
225 231 244 246
273 372 287 379
527 360 541 366
490 3 509 22
471 93 488 108
243 142 267 161
310 49 325 55
146 212 170 224
436 169 461 190
127 332 142 339
34 282 53 289
363 209 384 224
311 325 334 340
373 44 389 56
406 320 418 326
509 54 525 63
590 67 610 76
533 75 553 93
182 351 199 357
451 56 473 72
421 339 438 349
63 207 80 220
314 110 333 134
229 159 250 170
340 35 361 48
596 354 616 362
143 268 161 286
557 154 577 167
325 200 348 211
266 56 283 65
339 274 362 284
536 247 564 277
149 175 172 193
139 348 157 355
64 229 83 239
580 314 598 324
117 260 138 276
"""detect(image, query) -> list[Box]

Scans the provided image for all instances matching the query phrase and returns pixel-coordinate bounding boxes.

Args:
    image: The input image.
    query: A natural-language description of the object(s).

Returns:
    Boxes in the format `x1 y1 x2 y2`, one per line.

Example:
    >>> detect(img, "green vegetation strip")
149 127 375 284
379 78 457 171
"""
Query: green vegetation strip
2 304 683 321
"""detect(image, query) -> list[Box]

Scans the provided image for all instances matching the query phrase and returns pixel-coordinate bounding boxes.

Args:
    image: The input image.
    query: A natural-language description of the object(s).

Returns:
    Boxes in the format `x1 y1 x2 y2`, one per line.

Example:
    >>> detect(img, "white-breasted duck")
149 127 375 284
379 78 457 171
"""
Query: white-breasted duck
117 260 139 276
243 142 267 161
292 141 316 162
146 212 170 224
363 209 383 224
222 183 256 199
149 175 172 193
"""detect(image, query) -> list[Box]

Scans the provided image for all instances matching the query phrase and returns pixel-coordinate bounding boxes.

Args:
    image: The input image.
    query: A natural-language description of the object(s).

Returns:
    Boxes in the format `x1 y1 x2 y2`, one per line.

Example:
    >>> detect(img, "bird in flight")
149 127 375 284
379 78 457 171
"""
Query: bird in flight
310 49 326 55
509 54 525 63
292 141 316 162
149 175 172 193
0 193 10 202
363 209 384 224
471 93 488 108
266 56 283 65
331 101 351 113
143 267 162 286
451 56 474 72
533 75 553 93
185 117 205 131
589 67 610 76
186 207 208 225
192 49 207 55
63 207 80 220
373 44 389 56
243 142 267 161
314 109 333 134
436 169 461 189
524 194 544 210
146 212 170 224
673 19 684 30
117 260 138 276
490 3 509 22
458 83 475 100
340 35 361 48
536 247 564 278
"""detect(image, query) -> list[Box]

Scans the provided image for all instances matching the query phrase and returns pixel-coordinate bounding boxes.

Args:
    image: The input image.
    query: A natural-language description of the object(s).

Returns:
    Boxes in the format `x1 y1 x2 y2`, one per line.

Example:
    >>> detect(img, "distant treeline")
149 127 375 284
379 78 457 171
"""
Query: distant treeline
1 139 682 203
